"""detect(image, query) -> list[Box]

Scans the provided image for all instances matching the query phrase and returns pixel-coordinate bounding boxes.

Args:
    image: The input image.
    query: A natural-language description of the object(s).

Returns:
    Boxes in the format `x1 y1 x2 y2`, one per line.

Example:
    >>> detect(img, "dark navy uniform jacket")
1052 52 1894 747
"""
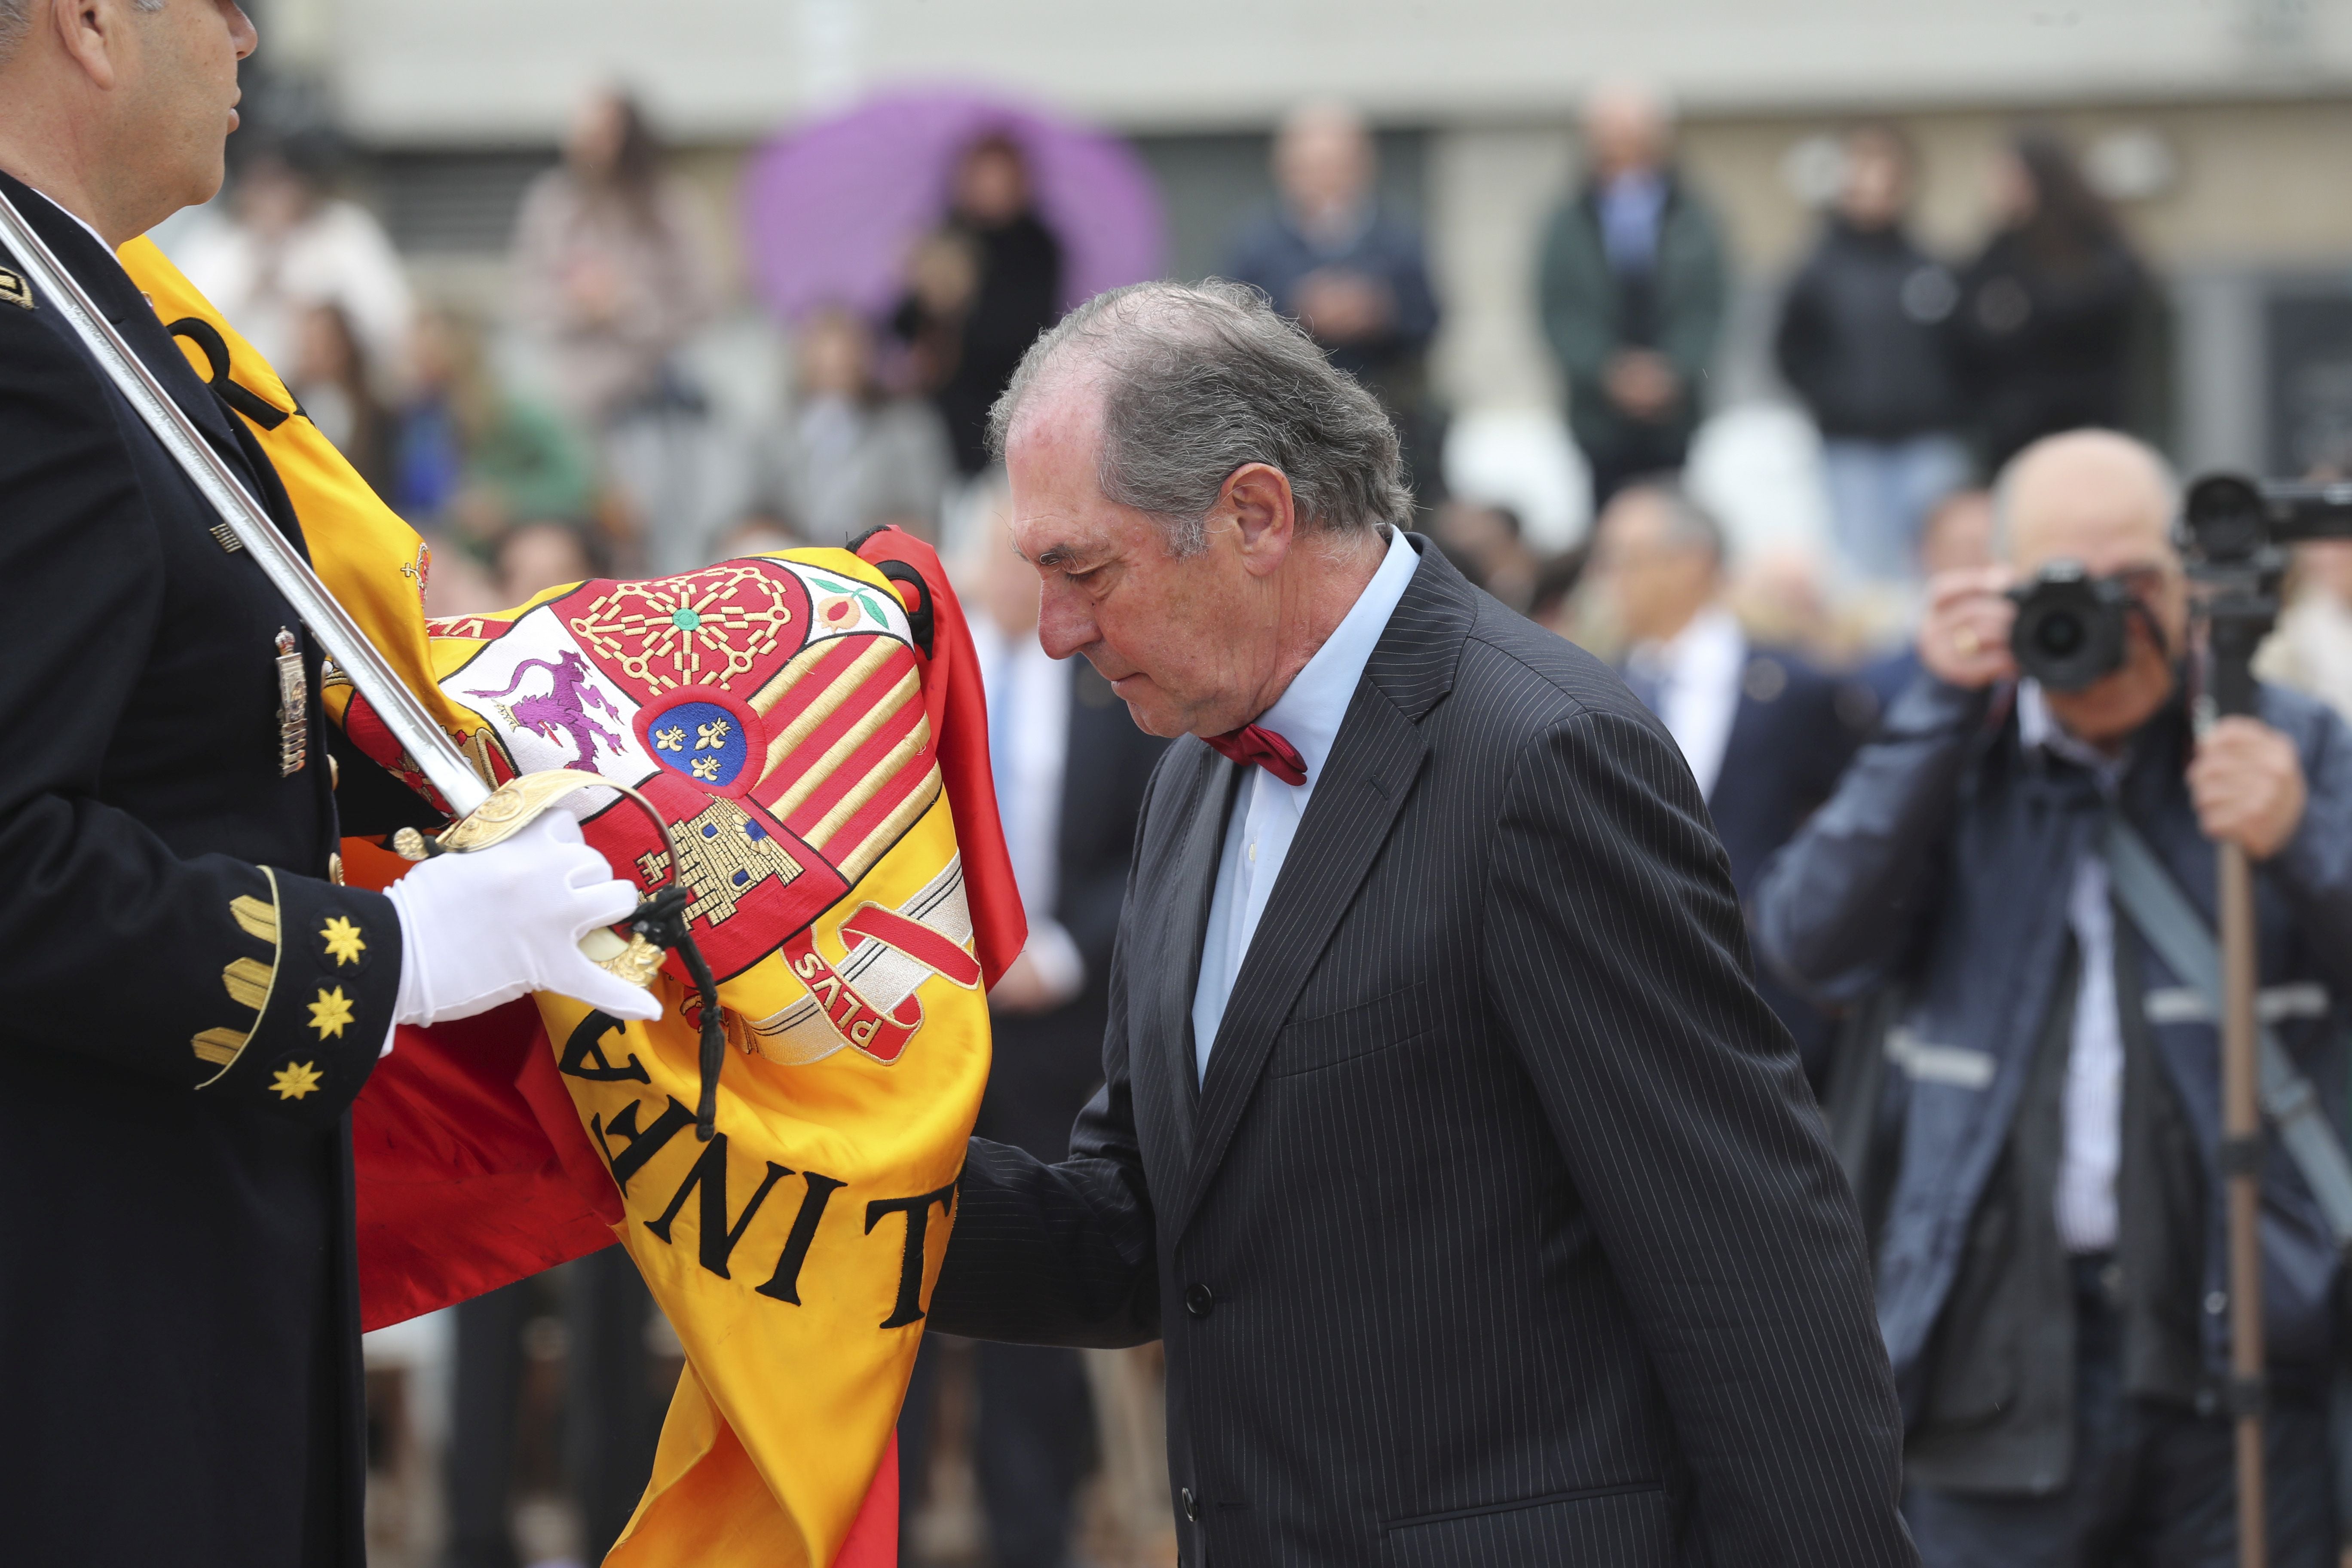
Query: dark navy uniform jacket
0 172 415 1566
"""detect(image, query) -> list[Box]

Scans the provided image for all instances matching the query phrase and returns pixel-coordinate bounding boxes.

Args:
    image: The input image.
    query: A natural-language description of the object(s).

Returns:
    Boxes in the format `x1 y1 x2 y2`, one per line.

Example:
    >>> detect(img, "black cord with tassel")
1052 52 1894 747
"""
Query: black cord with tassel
625 884 729 1141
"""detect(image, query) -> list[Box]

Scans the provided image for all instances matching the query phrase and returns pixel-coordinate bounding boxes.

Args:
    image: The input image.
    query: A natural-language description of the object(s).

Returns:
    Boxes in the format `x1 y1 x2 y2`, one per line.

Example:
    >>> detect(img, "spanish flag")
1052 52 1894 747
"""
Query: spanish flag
121 239 1026 1568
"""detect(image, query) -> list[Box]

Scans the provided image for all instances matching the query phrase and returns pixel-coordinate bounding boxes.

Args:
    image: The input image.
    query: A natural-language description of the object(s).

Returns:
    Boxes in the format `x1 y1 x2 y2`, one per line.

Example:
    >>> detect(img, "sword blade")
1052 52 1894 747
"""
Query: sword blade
0 188 489 817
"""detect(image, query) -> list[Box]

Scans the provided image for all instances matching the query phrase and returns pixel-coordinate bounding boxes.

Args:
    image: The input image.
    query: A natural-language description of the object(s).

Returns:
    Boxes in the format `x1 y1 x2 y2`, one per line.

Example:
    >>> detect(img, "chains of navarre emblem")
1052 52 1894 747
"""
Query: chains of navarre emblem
567 564 798 696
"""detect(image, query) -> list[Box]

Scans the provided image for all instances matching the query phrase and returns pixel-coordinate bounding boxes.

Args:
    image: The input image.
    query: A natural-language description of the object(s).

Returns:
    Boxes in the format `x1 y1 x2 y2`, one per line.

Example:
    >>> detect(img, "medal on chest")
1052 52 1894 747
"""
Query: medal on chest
275 628 308 776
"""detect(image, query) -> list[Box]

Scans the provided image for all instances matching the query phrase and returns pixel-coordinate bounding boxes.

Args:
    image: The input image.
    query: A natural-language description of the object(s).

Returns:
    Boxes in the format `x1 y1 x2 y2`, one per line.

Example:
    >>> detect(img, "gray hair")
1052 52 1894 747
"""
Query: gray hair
1612 475 1726 563
1 0 166 64
986 278 1410 554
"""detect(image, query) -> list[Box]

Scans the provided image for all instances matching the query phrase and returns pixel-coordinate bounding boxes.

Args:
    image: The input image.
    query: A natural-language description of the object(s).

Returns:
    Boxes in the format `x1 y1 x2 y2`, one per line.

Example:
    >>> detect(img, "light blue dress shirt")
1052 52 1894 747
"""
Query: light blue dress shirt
1190 527 1420 1081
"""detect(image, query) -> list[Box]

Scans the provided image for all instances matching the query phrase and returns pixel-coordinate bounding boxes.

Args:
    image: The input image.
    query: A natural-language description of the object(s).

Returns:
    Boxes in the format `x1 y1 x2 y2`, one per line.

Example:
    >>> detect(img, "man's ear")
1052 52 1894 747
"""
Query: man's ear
49 0 124 89
1222 462 1297 579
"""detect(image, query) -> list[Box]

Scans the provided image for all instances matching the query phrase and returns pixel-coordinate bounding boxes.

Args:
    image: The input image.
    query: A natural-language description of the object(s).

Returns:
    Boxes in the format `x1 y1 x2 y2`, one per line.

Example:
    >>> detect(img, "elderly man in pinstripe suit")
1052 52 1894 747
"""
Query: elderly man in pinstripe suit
927 279 1916 1567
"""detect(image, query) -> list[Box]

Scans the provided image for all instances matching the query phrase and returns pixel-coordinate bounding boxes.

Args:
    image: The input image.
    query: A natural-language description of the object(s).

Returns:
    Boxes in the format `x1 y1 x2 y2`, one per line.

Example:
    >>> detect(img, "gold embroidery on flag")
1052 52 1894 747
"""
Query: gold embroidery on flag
568 567 797 694
756 639 897 774
635 799 808 927
810 717 932 851
773 669 921 821
837 765 945 887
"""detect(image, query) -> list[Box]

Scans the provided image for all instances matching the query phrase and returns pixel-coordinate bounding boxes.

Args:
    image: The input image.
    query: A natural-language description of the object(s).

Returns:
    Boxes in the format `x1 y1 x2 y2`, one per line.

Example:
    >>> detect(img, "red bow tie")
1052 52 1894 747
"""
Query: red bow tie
1205 723 1307 787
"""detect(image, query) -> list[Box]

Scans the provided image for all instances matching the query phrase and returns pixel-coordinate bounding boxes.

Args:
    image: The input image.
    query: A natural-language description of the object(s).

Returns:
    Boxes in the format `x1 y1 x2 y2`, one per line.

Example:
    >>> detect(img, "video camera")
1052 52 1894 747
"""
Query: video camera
2006 474 2352 704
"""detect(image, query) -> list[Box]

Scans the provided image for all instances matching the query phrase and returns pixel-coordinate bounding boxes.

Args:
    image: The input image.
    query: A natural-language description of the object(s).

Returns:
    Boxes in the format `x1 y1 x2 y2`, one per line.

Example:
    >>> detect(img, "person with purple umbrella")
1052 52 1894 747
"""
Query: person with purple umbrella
894 133 1065 477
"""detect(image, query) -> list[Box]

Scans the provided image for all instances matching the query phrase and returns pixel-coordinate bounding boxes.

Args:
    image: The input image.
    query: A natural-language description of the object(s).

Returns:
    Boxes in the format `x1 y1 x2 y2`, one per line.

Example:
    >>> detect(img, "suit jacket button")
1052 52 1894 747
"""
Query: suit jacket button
1185 1283 1216 1318
1181 1486 1200 1521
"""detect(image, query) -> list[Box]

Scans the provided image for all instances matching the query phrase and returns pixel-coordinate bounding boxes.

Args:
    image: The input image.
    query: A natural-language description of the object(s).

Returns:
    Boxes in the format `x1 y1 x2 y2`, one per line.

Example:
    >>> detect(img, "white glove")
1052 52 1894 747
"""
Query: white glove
385 812 663 1027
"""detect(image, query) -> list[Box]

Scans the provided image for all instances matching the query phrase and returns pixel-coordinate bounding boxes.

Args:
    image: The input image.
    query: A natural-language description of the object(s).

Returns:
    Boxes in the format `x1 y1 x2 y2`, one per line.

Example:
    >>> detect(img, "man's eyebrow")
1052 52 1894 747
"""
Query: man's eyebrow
1031 542 1090 571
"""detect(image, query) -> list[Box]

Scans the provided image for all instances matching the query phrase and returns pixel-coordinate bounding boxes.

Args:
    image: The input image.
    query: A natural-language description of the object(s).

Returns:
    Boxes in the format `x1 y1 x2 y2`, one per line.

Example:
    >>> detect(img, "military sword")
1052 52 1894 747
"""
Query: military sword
0 187 672 986
0 185 497 818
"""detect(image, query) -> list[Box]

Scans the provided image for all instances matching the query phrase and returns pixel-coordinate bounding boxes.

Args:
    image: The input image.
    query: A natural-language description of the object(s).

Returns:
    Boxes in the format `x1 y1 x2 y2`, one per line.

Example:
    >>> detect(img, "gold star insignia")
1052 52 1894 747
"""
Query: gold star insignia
319 916 367 967
271 1061 325 1100
307 986 355 1039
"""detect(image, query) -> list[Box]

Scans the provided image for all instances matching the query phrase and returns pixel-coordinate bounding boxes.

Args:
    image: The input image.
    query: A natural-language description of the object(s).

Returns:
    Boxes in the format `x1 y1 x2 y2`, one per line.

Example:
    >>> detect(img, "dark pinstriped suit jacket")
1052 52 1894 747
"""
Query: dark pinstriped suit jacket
929 539 1915 1568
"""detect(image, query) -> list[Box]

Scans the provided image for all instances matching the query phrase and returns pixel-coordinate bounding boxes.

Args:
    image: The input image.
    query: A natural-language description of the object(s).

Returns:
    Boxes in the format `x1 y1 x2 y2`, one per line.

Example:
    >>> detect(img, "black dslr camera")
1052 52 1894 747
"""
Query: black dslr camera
2179 475 2352 719
2006 476 2352 699
2008 562 2135 692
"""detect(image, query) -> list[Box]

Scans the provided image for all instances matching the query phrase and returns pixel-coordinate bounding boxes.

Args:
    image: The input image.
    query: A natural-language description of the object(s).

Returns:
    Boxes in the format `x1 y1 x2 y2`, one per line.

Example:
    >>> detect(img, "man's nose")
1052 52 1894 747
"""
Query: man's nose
1035 582 1094 662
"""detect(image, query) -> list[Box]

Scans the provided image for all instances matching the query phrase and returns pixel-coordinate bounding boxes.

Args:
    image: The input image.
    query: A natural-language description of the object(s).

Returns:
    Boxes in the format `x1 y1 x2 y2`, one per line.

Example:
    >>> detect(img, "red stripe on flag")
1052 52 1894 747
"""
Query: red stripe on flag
782 689 927 843
842 905 981 989
757 635 864 729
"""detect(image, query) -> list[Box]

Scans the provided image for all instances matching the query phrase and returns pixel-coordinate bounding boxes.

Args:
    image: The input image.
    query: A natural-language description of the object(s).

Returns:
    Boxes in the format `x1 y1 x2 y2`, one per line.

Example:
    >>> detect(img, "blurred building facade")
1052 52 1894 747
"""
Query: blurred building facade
257 0 2352 513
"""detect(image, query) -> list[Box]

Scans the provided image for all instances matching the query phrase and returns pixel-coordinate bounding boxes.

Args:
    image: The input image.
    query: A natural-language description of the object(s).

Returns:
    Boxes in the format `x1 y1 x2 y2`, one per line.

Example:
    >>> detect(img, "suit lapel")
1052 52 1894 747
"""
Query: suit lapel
1710 685 1764 811
1166 538 1475 1240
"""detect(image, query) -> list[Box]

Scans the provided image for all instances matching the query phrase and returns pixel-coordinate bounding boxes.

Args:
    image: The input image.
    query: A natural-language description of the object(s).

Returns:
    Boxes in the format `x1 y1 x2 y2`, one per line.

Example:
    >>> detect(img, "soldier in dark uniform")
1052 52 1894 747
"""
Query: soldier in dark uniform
0 3 656 1563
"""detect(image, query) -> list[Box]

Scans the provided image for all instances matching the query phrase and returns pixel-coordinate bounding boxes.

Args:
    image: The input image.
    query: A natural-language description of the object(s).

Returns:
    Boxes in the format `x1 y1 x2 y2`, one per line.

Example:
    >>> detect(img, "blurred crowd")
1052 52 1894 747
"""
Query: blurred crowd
204 73 2352 1568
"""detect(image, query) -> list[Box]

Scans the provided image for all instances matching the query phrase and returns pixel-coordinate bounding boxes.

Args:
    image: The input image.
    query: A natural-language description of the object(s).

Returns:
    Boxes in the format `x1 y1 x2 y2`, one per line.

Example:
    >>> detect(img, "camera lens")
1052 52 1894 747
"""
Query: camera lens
2009 561 2130 692
2034 612 2085 658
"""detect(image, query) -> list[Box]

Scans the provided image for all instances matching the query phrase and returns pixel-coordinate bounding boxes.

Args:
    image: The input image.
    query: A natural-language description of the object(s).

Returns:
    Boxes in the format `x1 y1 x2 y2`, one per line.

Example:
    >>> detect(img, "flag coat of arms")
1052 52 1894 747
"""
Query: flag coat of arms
119 238 1026 1568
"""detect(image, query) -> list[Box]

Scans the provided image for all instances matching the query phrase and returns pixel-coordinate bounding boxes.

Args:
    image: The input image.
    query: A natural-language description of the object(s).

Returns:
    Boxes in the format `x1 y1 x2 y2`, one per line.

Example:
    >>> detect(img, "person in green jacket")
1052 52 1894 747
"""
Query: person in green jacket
394 303 601 552
1537 82 1729 514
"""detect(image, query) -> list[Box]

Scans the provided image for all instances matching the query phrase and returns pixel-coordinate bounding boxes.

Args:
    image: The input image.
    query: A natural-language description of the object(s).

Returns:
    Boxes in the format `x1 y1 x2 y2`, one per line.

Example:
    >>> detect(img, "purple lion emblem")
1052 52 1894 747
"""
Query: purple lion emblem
467 649 627 771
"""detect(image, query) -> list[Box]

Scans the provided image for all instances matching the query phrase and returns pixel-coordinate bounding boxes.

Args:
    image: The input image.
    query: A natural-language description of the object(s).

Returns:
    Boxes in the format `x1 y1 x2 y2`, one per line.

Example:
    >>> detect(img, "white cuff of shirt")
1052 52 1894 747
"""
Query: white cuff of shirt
1023 918 1087 1006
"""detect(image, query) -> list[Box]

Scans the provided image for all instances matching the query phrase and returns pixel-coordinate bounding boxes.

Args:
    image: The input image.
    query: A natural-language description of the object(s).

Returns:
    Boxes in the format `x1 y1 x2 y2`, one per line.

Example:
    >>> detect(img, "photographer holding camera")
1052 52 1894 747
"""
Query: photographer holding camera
1757 429 2352 1567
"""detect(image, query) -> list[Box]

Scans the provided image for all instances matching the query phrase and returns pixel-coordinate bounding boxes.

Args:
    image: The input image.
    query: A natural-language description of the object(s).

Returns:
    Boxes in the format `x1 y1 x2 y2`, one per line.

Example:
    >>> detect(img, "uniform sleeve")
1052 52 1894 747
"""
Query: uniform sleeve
0 309 398 1127
1481 707 1914 1566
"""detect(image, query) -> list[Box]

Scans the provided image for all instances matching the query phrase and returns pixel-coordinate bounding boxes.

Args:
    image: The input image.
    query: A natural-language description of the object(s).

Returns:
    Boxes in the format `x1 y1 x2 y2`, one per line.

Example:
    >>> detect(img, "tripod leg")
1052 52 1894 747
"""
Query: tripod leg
2221 840 2267 1568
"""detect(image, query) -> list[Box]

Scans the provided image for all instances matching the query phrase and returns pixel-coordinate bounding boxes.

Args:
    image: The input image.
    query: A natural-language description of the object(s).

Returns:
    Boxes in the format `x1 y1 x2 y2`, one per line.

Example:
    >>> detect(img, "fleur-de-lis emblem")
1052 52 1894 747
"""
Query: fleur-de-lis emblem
696 718 732 750
691 755 722 781
654 724 686 752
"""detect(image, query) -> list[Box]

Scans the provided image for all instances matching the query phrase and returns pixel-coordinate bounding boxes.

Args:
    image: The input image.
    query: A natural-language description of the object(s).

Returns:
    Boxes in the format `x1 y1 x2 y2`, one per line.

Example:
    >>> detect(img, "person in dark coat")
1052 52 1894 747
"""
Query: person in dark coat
1537 81 1729 512
1226 102 1441 495
896 133 1064 477
1947 132 2148 473
925 279 1914 1566
0 9 653 1564
1757 431 2352 1568
1590 479 1874 1081
1775 124 1972 584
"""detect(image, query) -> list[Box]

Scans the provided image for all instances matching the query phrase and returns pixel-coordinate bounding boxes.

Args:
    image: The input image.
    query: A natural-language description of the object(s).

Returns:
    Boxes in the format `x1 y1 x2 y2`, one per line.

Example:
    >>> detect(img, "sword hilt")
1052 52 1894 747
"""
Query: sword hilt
389 769 684 989
393 769 731 1139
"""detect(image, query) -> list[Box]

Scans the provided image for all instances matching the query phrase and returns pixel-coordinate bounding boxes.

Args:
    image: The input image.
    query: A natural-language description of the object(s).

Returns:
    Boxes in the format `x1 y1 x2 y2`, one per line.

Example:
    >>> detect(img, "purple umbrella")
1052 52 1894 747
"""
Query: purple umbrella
740 84 1167 325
